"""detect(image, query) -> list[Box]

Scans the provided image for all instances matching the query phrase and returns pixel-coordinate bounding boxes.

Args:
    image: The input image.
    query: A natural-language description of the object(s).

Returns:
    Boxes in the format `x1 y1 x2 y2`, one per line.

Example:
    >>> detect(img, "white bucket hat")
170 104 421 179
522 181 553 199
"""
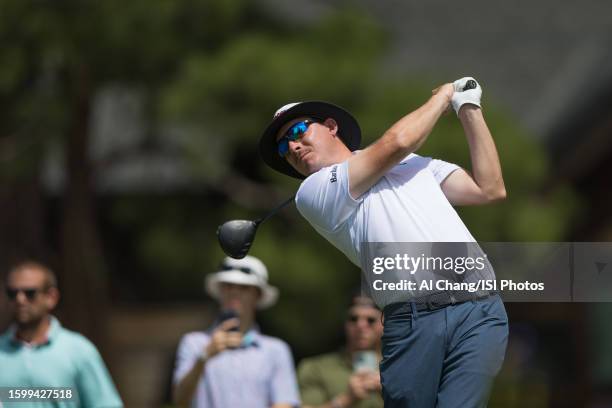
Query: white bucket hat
205 255 279 309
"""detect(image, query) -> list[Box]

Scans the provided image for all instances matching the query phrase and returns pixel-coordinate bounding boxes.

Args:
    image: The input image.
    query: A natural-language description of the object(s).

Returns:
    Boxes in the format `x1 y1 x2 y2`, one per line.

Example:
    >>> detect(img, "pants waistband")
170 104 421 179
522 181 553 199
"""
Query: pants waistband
383 291 496 317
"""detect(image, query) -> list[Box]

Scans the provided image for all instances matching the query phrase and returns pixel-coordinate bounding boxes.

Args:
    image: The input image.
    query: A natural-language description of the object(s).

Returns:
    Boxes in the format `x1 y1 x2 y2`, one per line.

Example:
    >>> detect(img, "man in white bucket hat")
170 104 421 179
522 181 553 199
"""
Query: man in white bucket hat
173 256 300 408
205 255 279 310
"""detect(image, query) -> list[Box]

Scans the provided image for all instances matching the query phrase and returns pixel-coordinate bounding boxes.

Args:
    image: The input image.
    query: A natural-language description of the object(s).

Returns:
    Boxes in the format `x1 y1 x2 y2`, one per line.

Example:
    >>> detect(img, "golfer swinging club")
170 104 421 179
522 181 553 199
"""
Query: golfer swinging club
258 77 508 407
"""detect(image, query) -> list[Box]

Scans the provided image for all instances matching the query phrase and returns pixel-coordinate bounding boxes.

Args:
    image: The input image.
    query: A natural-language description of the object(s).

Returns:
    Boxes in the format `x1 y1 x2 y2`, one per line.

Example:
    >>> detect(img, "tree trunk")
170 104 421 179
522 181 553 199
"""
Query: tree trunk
59 64 109 351
0 176 47 330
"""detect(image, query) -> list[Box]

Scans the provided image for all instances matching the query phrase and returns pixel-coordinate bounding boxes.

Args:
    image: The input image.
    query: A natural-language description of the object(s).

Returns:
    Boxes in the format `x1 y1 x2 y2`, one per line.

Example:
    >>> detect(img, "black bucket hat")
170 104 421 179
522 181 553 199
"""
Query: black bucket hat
259 101 361 179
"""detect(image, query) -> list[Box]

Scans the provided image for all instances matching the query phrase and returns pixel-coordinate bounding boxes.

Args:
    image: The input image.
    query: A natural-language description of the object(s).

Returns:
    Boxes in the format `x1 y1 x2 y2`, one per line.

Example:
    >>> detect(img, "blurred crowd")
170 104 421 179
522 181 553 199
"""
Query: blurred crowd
1 256 385 408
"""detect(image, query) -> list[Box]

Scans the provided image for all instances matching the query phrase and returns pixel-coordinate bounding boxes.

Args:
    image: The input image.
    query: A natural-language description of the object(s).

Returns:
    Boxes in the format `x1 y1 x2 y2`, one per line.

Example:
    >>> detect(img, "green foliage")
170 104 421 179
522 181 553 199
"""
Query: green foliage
159 9 385 183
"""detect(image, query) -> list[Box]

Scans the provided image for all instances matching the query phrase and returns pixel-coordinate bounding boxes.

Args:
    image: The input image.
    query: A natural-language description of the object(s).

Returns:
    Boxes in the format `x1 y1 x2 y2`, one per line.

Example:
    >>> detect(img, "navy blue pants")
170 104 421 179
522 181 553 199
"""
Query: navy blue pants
380 295 508 408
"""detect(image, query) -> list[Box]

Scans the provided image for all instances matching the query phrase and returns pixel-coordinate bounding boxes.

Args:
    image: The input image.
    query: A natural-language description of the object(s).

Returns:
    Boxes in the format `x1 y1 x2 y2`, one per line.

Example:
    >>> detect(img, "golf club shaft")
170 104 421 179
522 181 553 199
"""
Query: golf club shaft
255 196 295 225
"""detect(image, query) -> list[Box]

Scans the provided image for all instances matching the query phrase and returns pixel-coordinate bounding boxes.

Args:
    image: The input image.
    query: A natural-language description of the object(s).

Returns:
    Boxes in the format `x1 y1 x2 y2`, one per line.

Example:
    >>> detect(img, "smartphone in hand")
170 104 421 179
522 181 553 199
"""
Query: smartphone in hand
217 309 240 332
353 351 379 373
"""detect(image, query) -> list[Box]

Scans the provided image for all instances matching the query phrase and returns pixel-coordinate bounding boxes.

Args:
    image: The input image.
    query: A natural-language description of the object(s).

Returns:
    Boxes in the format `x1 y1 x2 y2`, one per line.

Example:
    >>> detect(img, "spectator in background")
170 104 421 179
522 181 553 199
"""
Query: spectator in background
0 261 123 408
173 255 300 408
298 294 383 408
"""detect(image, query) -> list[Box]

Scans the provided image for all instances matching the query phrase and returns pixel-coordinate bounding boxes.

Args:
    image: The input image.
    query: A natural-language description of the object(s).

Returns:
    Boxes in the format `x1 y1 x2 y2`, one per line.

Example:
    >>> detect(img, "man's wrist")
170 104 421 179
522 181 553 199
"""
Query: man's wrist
433 90 452 108
458 104 482 121
197 349 209 363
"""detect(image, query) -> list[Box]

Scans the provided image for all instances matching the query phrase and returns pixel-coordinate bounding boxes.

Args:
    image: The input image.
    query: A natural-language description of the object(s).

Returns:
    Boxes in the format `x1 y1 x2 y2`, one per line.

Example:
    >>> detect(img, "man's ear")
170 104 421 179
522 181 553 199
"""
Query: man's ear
322 118 338 135
46 287 60 311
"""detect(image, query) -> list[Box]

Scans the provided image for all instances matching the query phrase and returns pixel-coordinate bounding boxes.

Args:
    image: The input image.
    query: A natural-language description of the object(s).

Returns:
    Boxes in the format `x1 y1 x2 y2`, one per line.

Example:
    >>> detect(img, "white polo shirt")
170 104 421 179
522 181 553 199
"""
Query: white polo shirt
295 153 476 267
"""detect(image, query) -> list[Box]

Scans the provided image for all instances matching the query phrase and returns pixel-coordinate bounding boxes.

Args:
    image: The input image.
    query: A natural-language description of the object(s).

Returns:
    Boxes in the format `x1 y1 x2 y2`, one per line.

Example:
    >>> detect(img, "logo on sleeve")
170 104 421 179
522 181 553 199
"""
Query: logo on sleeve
330 165 338 183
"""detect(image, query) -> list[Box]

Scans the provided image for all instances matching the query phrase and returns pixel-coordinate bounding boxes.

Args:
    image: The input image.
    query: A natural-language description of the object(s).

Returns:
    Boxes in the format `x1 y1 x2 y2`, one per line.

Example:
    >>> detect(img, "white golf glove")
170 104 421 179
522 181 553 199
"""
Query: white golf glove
451 76 482 115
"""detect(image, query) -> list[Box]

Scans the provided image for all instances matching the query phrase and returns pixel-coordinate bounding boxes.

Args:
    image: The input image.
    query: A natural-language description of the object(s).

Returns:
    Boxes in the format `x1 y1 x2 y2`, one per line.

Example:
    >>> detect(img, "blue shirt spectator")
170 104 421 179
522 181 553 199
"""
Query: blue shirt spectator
0 261 123 408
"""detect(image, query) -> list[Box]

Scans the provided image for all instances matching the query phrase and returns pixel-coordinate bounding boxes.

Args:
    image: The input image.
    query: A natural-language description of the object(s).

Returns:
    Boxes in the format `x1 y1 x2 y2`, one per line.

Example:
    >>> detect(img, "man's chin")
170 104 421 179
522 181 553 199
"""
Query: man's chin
15 314 39 327
354 342 375 351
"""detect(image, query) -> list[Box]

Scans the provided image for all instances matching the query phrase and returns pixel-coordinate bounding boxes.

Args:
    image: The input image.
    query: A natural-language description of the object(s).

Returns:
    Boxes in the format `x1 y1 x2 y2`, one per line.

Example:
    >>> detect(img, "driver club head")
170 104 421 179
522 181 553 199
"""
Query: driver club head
217 220 259 259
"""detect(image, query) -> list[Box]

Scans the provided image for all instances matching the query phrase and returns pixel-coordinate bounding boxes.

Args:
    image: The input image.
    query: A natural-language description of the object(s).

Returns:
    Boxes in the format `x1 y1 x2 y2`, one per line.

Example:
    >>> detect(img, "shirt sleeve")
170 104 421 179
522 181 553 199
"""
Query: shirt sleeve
75 337 124 408
427 157 460 184
295 161 361 232
269 341 301 407
173 333 205 384
297 359 328 405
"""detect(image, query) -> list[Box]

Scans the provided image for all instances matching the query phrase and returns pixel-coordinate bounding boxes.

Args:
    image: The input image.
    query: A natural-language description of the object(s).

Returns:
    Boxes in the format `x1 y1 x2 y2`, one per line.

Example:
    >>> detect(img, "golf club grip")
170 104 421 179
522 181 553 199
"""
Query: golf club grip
463 79 477 91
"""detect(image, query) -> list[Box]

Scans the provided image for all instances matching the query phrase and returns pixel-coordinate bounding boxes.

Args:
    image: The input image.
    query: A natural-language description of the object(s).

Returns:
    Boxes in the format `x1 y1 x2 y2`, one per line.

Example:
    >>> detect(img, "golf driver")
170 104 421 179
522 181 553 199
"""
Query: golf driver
217 196 295 259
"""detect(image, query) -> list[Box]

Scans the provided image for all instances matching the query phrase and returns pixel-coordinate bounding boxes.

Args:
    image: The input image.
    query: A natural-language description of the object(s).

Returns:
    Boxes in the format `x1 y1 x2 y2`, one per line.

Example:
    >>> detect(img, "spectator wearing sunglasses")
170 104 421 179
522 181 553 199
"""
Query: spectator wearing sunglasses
298 295 383 408
173 255 300 408
0 261 123 408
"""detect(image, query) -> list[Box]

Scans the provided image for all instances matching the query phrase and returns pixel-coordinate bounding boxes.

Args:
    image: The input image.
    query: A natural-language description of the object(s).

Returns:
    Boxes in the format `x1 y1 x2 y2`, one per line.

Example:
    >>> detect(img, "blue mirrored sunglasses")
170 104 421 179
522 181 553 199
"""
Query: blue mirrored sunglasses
277 119 317 157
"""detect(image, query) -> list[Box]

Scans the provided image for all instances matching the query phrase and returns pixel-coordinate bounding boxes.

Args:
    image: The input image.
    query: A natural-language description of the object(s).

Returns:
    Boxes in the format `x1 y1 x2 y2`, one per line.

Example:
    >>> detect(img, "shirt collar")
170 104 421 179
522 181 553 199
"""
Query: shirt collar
9 315 60 348
46 316 61 342
242 327 261 347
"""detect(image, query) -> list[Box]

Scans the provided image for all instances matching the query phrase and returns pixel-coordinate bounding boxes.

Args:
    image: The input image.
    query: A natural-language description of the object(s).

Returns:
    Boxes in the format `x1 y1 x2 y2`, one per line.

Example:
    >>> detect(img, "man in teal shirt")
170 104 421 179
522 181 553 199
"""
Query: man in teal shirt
0 261 123 408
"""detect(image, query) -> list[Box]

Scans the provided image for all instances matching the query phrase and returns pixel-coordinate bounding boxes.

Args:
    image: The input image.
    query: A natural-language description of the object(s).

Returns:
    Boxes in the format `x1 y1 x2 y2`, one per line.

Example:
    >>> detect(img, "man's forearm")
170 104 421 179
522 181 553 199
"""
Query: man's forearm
349 89 451 198
173 360 205 406
384 91 451 155
459 106 505 199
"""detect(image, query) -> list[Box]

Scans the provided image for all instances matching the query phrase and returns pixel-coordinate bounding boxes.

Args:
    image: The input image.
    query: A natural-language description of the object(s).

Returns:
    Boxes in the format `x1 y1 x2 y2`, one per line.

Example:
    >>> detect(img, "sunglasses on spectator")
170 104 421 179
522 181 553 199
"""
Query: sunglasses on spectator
277 119 318 157
347 314 378 326
5 287 47 301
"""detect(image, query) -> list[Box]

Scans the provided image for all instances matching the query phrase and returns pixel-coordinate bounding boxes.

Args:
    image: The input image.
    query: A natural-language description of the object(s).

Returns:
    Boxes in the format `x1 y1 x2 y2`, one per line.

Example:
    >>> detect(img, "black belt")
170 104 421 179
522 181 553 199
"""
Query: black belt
383 291 496 316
